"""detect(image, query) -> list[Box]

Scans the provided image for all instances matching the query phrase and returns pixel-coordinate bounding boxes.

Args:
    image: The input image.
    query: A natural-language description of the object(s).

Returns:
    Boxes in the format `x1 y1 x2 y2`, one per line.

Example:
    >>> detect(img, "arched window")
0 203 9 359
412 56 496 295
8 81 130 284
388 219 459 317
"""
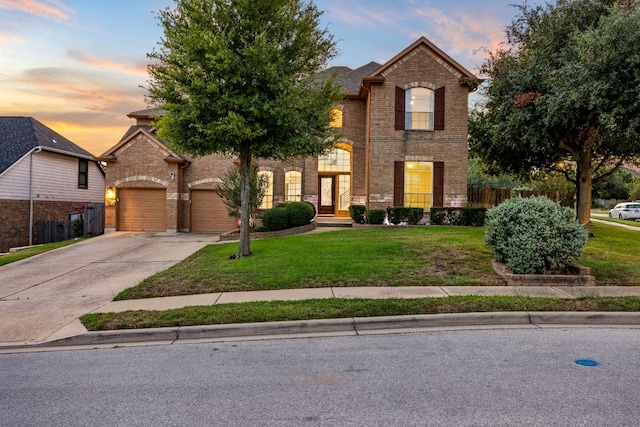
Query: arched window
285 171 302 202
318 148 350 172
257 170 273 209
405 87 434 130
329 108 343 128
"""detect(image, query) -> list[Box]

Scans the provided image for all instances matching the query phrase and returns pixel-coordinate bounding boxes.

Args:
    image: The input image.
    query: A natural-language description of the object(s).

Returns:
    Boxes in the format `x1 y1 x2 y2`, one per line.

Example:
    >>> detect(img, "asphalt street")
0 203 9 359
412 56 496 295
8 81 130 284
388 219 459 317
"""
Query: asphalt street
1 328 639 426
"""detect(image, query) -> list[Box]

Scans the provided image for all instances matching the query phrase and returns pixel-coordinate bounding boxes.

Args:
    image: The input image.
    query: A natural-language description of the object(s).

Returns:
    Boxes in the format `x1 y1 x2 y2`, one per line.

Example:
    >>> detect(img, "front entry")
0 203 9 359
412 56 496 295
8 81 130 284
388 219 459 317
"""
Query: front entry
318 176 335 215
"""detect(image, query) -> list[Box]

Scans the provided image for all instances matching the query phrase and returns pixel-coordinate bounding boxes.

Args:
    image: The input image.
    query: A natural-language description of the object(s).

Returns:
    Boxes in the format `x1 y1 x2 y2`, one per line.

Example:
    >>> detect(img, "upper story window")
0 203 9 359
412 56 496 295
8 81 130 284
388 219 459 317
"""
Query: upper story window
329 108 343 128
78 159 88 189
405 88 434 130
395 86 445 131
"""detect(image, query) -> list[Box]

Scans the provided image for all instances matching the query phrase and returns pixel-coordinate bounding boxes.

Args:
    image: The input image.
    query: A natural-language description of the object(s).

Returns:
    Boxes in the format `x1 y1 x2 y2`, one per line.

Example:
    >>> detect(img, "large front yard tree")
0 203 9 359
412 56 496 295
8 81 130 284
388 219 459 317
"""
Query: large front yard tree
146 0 343 257
471 0 640 226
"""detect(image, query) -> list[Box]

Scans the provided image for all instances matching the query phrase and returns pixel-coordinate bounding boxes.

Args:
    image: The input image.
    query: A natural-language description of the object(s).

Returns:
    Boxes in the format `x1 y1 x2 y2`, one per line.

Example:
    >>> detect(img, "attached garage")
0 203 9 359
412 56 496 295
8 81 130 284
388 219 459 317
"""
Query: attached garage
190 190 237 232
118 188 166 232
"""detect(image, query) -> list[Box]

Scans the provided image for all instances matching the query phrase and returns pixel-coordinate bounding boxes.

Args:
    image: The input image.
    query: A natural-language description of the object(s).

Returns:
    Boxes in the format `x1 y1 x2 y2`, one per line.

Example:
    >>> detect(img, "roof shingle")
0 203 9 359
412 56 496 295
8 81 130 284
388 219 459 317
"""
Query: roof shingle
0 117 93 175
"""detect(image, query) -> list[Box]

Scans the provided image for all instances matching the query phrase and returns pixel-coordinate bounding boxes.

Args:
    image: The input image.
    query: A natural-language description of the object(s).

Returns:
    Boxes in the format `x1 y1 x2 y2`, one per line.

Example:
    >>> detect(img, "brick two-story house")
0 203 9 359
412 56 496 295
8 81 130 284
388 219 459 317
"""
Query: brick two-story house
99 37 478 232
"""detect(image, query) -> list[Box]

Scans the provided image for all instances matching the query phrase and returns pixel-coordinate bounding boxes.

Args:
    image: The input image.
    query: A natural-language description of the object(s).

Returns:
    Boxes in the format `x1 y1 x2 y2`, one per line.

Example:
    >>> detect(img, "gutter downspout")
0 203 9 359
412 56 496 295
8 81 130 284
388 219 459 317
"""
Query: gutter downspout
29 147 43 246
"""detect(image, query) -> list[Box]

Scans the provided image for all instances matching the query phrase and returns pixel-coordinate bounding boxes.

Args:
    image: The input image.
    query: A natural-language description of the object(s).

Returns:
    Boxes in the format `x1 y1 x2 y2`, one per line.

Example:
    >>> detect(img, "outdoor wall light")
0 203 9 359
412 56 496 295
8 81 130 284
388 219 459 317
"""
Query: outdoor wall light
105 187 116 206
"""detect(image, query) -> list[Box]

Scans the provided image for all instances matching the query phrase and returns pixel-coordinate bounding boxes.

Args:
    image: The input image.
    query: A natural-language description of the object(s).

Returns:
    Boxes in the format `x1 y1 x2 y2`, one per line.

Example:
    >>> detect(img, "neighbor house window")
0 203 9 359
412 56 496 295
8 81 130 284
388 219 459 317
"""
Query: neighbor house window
285 171 302 202
258 170 273 209
78 159 88 188
329 108 343 128
406 88 434 130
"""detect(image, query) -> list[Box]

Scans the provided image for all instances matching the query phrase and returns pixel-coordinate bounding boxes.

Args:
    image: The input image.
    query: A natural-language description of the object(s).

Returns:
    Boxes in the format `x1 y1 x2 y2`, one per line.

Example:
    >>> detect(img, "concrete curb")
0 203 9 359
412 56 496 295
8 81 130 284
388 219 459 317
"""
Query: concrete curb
2 311 640 352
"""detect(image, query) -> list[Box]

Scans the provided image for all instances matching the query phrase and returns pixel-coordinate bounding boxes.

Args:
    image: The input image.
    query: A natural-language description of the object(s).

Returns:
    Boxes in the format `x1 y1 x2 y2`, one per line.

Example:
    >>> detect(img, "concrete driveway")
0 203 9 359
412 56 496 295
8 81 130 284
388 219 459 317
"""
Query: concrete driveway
0 232 220 344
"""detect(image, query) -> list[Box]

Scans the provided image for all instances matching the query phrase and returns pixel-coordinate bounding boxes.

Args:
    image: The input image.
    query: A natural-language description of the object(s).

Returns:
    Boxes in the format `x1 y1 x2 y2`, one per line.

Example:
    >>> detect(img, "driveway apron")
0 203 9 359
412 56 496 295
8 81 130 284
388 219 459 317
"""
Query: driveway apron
0 232 218 343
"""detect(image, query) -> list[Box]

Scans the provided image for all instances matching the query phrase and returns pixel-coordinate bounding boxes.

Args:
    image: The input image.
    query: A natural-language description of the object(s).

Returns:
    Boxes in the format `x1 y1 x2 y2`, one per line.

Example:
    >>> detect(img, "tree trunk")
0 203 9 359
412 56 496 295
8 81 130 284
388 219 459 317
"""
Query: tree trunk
236 149 252 258
575 150 592 228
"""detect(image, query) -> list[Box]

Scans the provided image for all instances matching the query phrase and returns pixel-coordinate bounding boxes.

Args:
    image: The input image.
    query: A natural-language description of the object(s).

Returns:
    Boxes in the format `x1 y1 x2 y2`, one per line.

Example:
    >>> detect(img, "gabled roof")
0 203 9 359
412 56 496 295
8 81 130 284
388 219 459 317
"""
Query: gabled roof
0 116 94 175
369 36 480 84
98 125 187 165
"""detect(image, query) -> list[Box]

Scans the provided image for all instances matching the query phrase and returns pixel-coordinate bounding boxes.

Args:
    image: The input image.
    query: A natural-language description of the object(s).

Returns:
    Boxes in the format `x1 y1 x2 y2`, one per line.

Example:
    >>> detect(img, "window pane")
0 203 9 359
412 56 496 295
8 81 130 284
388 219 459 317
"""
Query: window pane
285 171 301 202
78 159 88 188
329 108 343 128
257 171 273 209
338 174 350 210
404 161 433 209
319 148 350 172
405 88 434 130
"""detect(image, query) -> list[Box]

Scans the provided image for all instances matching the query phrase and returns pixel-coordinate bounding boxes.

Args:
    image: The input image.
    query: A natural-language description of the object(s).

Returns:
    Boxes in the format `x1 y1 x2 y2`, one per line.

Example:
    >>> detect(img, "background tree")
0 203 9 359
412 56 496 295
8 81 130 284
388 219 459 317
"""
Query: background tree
147 0 343 257
470 0 640 226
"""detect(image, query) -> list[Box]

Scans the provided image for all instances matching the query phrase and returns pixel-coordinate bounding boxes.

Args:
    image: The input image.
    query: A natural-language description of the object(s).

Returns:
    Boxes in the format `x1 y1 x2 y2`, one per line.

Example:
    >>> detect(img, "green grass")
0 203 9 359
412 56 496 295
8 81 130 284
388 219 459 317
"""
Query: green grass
115 227 503 300
115 223 640 301
591 216 640 228
85 222 640 331
580 224 640 285
81 295 640 331
0 239 83 266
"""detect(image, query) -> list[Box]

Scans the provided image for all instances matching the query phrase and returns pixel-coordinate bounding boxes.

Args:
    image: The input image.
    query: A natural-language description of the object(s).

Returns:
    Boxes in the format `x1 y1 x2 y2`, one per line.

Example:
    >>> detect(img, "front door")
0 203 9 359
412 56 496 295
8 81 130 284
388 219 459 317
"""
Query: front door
318 176 335 215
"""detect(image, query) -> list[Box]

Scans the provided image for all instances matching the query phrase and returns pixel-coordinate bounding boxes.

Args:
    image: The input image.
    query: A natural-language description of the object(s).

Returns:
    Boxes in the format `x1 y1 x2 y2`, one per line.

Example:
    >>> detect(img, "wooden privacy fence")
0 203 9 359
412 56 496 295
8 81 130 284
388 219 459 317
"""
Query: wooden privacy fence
467 188 561 208
36 203 105 245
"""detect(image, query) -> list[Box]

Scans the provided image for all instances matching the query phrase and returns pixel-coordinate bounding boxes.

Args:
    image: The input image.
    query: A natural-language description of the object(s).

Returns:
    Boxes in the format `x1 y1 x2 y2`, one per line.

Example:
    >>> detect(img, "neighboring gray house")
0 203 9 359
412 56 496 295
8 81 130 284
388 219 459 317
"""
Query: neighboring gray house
0 117 105 252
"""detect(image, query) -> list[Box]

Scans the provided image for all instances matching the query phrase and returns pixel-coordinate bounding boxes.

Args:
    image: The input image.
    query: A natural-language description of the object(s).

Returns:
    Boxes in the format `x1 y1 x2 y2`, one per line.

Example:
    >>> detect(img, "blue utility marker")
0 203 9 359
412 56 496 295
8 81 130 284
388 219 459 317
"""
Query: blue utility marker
575 359 599 367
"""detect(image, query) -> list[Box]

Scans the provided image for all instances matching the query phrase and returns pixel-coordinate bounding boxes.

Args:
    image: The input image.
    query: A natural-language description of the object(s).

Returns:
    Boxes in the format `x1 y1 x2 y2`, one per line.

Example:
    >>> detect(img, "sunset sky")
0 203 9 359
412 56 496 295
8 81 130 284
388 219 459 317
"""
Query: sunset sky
0 0 543 155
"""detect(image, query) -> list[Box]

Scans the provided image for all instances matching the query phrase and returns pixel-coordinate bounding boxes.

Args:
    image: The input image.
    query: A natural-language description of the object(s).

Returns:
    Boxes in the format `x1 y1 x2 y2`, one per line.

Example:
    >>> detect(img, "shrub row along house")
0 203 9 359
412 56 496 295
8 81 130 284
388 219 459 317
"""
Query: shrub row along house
0 117 105 252
99 37 479 233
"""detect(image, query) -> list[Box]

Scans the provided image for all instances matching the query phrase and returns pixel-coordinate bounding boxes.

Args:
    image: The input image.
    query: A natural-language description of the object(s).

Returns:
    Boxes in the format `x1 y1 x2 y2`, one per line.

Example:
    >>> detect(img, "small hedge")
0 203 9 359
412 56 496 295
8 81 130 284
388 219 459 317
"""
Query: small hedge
386 207 424 225
367 209 386 224
349 205 366 224
430 207 487 226
262 202 315 231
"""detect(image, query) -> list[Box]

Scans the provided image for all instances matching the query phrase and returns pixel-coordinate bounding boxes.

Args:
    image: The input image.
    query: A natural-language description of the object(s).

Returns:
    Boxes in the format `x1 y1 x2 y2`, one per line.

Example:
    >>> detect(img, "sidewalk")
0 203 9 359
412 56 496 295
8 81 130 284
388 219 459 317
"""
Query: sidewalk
93 285 640 313
2 284 639 353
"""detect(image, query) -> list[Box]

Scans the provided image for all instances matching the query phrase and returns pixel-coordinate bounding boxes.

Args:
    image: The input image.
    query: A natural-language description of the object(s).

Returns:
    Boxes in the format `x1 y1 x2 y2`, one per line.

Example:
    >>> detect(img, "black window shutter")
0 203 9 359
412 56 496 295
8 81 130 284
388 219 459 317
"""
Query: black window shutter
434 87 445 130
433 161 444 206
395 86 405 130
393 161 405 206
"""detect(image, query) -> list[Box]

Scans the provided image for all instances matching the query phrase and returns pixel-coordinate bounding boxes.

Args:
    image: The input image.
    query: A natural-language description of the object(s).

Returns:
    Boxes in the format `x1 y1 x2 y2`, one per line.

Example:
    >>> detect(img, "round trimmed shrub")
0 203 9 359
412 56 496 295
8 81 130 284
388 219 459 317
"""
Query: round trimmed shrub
287 201 315 228
484 196 588 274
262 206 289 231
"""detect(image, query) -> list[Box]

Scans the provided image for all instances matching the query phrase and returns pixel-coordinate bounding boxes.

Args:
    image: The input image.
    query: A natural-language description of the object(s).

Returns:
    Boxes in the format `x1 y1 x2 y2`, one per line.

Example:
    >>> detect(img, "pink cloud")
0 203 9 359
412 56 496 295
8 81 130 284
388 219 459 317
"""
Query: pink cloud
67 50 149 77
0 0 72 21
411 6 507 72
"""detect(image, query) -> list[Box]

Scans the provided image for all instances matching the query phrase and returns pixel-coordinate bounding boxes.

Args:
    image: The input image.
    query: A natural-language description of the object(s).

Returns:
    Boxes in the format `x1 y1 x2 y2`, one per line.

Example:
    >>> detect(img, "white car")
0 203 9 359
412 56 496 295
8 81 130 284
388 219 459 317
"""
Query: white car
609 202 640 220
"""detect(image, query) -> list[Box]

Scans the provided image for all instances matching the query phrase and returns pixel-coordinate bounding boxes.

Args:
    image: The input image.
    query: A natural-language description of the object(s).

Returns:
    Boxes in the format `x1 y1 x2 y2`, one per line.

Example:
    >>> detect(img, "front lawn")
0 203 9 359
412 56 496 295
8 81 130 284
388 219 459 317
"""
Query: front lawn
115 223 640 301
82 295 640 331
